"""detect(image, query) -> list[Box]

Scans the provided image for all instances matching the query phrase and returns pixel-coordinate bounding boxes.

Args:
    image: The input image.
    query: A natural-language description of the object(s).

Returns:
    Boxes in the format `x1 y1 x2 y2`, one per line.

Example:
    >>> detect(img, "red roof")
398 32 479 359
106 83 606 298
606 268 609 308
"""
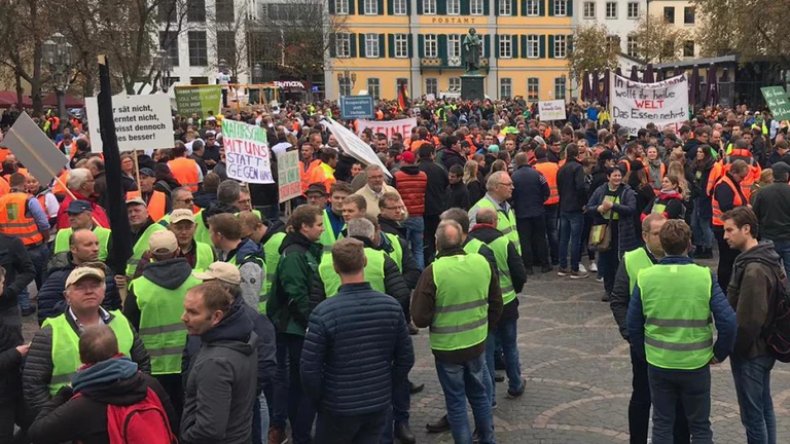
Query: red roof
0 91 32 108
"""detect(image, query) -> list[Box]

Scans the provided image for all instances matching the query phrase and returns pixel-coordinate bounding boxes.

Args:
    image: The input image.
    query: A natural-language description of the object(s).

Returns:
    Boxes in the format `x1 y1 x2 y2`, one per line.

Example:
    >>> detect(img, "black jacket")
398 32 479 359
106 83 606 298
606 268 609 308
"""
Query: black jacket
181 302 257 444
557 159 587 213
0 306 24 402
753 182 790 242
379 232 421 289
378 215 406 238
441 149 466 171
512 164 550 218
0 233 35 310
609 246 658 340
448 182 471 210
418 159 449 216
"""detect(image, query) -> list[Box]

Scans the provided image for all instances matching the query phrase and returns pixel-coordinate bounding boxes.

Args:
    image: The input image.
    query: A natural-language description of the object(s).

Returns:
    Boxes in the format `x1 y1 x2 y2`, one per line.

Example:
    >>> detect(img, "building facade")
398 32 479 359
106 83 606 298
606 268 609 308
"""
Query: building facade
647 0 699 60
325 0 574 101
573 0 644 57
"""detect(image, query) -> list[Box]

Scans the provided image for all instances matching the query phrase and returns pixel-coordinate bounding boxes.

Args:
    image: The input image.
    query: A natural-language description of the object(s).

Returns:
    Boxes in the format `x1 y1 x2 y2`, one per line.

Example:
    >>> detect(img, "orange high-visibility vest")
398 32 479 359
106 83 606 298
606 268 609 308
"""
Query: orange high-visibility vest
168 157 200 192
0 176 9 196
300 159 322 195
52 170 71 197
0 192 44 246
534 162 559 205
126 190 168 222
712 175 744 227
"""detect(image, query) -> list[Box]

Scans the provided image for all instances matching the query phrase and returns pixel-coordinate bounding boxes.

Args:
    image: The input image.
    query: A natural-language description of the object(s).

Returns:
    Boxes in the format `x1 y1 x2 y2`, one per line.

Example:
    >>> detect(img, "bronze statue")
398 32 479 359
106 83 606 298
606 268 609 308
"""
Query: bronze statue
462 28 482 73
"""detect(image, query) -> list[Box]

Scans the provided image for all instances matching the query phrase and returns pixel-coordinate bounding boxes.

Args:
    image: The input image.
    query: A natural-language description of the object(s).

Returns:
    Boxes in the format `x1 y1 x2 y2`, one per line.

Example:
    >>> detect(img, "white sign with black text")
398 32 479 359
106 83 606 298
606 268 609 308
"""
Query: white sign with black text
86 94 174 153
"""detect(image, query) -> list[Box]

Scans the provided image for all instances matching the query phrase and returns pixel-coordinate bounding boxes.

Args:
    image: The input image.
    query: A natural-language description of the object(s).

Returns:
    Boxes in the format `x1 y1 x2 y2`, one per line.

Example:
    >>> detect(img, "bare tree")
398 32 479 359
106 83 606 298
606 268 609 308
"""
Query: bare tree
567 25 620 83
631 15 691 64
205 0 253 79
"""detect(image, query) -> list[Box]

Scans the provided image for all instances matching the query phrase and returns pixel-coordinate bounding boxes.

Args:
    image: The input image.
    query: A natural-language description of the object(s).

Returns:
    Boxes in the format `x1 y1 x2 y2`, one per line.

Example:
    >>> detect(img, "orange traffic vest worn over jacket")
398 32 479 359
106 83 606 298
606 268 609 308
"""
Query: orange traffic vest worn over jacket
534 161 560 205
168 158 200 192
0 192 44 246
712 175 744 227
300 159 322 194
126 190 168 222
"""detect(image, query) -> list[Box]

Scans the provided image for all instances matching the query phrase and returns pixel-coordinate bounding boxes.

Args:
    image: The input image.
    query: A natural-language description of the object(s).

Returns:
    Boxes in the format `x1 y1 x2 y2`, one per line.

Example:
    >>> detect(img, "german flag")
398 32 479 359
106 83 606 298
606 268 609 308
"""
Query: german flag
397 82 409 111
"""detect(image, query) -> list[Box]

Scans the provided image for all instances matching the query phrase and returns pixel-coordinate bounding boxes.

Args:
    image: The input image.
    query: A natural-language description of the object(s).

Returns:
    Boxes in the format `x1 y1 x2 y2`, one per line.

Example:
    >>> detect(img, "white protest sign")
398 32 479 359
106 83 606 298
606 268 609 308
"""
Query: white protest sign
356 117 417 140
223 119 274 184
610 74 689 136
86 94 174 153
538 100 567 121
322 118 392 178
3 112 68 184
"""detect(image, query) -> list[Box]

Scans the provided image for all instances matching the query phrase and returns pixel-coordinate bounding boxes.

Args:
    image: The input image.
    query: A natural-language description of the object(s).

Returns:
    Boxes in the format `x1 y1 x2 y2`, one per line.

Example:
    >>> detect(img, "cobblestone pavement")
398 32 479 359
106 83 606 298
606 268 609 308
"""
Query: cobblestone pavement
407 265 790 443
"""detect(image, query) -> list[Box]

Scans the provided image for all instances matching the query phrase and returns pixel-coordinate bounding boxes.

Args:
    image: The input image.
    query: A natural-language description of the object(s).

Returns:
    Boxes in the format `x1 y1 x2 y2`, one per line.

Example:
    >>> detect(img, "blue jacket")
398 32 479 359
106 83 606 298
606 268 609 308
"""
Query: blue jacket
585 183 640 254
626 256 737 365
300 282 414 416
511 164 549 218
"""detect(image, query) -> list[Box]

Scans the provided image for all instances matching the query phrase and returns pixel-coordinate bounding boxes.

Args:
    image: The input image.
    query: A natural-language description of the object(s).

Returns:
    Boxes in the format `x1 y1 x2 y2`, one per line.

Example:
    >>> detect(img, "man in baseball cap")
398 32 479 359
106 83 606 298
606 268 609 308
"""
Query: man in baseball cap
52 201 112 261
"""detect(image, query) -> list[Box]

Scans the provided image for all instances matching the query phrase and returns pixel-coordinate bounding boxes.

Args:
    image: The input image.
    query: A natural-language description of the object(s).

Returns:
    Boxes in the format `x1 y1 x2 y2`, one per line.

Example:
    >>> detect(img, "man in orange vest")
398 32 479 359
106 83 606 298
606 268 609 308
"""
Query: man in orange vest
533 147 560 268
126 168 171 222
299 141 322 196
308 148 338 193
167 145 202 192
712 159 749 293
513 152 552 273
0 173 50 316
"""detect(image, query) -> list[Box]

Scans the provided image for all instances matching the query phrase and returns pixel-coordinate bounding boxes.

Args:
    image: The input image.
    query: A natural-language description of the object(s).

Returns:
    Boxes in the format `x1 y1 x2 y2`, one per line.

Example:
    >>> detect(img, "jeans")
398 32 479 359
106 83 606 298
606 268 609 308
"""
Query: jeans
272 333 315 444
380 377 410 444
597 225 620 295
714 227 740 293
435 354 496 444
558 211 584 271
629 347 689 444
423 214 441 266
544 204 559 265
516 216 549 268
485 317 523 405
769 240 790 280
402 216 425 270
691 208 714 249
315 409 387 444
648 365 712 444
18 243 49 311
731 355 776 444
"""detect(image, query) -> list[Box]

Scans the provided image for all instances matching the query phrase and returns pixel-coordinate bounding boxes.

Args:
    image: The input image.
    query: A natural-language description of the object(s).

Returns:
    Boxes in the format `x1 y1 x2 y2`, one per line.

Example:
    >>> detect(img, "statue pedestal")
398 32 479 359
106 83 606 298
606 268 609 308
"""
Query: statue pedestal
461 74 485 101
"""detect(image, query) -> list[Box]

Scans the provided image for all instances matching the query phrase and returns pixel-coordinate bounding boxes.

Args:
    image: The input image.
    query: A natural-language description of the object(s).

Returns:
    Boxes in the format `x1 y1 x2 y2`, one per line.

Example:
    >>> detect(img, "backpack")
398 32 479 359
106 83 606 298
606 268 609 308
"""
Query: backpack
106 387 176 444
764 265 790 363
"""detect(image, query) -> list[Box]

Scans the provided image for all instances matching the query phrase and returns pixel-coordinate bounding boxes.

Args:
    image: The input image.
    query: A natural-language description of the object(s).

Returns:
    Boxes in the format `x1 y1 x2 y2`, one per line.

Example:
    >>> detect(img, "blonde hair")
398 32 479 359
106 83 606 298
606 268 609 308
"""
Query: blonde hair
667 161 689 200
463 160 479 184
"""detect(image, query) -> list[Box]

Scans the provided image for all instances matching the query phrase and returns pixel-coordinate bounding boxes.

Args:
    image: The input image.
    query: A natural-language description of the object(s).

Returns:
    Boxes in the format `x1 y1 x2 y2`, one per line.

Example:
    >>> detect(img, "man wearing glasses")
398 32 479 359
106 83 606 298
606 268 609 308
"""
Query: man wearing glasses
469 171 520 255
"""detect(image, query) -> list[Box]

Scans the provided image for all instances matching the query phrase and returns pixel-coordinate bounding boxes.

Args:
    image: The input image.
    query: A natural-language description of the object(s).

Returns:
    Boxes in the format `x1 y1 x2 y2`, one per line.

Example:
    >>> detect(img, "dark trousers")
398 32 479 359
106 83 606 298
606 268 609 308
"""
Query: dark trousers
423 214 441 265
714 227 739 293
648 365 712 444
315 409 387 444
272 333 315 444
544 204 559 265
629 347 689 444
597 225 620 295
154 373 183 428
517 216 549 268
0 397 25 444
380 378 410 443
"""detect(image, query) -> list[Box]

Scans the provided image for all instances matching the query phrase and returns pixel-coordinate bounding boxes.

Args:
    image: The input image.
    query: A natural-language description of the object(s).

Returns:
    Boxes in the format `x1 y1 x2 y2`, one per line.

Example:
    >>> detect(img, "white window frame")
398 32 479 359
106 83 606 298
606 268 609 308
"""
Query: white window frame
339 77 352 96
393 0 407 15
583 1 595 19
449 77 461 92
526 0 539 16
425 34 438 58
426 78 438 96
499 0 512 16
554 0 567 16
627 2 639 18
554 77 566 100
499 35 512 58
500 78 512 99
554 35 567 59
423 0 436 14
448 34 461 59
363 0 378 15
367 78 380 99
627 36 638 57
448 0 460 15
471 0 484 15
394 34 408 58
336 0 349 15
336 33 351 58
526 35 539 58
605 1 617 19
365 33 379 57
527 78 539 101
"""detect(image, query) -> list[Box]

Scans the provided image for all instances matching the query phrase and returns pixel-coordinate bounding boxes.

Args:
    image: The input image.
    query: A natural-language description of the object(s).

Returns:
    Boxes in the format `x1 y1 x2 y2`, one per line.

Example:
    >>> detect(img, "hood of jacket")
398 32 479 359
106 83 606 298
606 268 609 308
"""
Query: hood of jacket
73 357 148 406
733 242 782 274
200 298 255 355
468 224 505 244
231 238 264 262
261 219 286 244
48 252 114 276
399 164 422 175
141 257 194 290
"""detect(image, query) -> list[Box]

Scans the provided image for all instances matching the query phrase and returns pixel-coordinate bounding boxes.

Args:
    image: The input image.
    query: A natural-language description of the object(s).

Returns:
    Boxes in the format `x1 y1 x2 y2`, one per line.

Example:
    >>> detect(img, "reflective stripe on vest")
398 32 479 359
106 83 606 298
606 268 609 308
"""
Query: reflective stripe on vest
430 253 491 351
383 232 403 272
471 197 520 254
54 226 111 261
131 274 202 375
42 311 135 394
485 235 516 305
711 175 743 226
623 247 653 294
0 192 44 246
637 263 714 370
126 223 167 276
319 248 386 297
262 232 286 313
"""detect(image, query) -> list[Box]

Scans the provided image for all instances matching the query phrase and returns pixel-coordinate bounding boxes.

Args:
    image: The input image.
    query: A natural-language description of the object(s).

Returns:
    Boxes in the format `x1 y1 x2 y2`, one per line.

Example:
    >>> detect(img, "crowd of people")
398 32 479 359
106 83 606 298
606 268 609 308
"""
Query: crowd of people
0 96 788 444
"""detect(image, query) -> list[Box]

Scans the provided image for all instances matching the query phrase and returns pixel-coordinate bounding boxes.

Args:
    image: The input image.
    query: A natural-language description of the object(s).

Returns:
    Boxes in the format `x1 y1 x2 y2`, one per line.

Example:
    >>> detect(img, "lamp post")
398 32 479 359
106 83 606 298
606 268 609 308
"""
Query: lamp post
42 32 73 123
153 49 173 92
336 71 356 96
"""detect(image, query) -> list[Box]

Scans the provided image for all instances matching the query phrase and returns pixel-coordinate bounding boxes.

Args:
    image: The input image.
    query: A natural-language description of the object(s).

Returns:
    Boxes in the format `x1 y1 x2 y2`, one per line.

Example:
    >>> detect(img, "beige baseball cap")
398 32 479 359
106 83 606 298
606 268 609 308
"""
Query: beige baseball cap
170 209 195 224
148 230 178 254
193 261 241 286
65 266 105 287
126 197 146 207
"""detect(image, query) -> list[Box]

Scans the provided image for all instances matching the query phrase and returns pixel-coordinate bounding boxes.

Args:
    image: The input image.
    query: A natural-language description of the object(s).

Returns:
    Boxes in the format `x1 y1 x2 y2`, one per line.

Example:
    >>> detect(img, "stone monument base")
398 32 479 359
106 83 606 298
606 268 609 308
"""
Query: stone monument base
461 74 485 101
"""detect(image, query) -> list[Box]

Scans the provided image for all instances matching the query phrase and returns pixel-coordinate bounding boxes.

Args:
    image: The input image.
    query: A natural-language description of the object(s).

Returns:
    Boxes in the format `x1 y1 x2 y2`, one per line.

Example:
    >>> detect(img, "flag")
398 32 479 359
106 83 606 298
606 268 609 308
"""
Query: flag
397 82 409 111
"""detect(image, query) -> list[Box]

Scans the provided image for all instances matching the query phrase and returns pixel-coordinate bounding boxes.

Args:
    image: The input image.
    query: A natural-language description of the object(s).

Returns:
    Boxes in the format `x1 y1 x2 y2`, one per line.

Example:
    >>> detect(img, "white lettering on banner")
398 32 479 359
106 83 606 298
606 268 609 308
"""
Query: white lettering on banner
538 100 567 121
274 81 305 89
223 120 274 184
356 118 417 140
86 94 174 153
610 74 689 136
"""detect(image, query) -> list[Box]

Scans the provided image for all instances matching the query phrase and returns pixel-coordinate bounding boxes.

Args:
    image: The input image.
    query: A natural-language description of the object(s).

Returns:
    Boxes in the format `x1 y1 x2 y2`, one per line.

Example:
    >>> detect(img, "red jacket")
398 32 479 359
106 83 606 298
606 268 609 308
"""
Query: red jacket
394 166 428 217
56 191 110 229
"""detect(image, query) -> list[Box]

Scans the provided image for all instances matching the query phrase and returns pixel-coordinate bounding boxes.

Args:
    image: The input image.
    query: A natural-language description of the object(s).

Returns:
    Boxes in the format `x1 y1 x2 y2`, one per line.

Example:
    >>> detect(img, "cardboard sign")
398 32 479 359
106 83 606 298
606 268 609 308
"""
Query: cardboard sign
223 120 273 184
356 118 417 140
174 85 222 117
276 150 301 203
3 112 68 184
85 94 174 153
610 74 689 136
321 118 391 178
538 100 567 121
340 96 374 119
761 86 790 121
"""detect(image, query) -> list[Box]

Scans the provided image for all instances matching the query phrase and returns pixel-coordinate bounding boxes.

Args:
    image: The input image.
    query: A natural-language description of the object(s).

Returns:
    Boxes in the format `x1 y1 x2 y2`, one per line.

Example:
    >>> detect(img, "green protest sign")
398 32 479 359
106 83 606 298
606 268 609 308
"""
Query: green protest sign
760 86 790 121
174 85 221 117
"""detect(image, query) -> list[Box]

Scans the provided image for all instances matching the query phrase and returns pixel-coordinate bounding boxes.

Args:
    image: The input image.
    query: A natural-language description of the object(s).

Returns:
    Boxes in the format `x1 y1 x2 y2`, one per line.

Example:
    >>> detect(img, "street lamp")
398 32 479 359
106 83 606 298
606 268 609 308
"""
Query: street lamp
153 49 173 92
336 71 356 96
42 32 73 123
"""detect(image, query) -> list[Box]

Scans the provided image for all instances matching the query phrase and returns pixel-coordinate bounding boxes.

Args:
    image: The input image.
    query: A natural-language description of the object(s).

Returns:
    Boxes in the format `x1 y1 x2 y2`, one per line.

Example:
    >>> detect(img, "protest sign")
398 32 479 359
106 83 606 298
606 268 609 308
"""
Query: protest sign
610 74 689 136
3 112 68 184
322 118 391 178
340 96 374 119
761 86 790 121
174 85 222 116
356 117 417 140
538 100 567 121
223 119 274 184
276 150 301 203
86 94 174 153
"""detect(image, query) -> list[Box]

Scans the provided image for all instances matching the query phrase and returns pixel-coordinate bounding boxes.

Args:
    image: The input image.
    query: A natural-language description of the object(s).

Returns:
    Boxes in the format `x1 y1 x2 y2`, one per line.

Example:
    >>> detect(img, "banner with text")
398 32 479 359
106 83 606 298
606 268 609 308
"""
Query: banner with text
223 120 273 184
86 94 174 153
174 85 222 117
276 150 301 203
610 74 689 136
356 117 417 140
761 86 790 121
538 100 567 121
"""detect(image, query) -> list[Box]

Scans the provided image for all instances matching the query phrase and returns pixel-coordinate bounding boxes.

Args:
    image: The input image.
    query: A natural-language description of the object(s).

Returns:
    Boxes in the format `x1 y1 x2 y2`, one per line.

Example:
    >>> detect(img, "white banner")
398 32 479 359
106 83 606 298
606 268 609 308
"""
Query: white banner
538 100 567 121
322 118 392 178
356 117 417 140
86 94 174 153
610 74 689 136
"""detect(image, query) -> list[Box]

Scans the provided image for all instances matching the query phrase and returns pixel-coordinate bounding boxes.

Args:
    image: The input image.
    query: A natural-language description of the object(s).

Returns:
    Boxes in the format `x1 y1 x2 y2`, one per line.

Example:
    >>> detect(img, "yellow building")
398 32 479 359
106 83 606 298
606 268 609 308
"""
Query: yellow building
325 0 574 101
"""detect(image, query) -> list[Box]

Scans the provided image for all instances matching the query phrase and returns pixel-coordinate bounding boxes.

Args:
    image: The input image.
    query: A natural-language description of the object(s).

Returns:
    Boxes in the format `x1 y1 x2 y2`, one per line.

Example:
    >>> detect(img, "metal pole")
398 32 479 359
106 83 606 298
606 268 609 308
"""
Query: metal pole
57 88 66 124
